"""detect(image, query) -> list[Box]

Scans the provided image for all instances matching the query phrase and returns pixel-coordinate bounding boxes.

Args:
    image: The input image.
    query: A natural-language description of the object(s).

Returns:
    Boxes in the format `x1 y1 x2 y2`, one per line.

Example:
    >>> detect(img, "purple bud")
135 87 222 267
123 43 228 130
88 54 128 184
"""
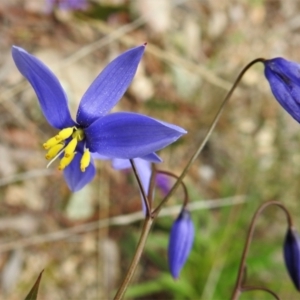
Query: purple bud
283 227 300 291
156 173 171 196
264 58 300 123
168 209 194 279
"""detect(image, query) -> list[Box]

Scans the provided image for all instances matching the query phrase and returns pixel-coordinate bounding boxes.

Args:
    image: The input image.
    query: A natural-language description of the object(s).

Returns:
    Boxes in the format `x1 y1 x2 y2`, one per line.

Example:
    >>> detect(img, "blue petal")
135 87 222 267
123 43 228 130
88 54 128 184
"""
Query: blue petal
135 158 152 212
264 58 300 123
156 173 171 196
58 0 87 10
93 152 161 163
12 46 75 129
111 158 131 170
132 158 152 195
85 112 186 158
63 153 96 192
76 45 146 127
141 153 162 163
111 158 152 212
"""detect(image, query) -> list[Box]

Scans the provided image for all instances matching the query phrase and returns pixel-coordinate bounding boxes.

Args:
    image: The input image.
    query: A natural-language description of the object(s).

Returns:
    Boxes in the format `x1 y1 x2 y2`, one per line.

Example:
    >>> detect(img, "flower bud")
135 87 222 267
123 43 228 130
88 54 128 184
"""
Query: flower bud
156 173 171 196
264 58 300 123
168 208 194 279
283 227 300 291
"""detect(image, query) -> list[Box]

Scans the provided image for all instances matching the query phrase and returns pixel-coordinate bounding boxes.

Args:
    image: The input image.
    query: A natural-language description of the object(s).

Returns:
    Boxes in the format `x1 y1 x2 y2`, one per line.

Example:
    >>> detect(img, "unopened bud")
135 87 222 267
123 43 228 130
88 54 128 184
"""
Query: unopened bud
168 208 194 279
283 227 300 291
264 58 300 123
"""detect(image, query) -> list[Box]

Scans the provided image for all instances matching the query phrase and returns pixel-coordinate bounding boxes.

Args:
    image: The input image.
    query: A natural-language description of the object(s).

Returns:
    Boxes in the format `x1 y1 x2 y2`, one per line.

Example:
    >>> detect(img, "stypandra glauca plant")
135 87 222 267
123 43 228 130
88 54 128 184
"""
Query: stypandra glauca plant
12 43 300 299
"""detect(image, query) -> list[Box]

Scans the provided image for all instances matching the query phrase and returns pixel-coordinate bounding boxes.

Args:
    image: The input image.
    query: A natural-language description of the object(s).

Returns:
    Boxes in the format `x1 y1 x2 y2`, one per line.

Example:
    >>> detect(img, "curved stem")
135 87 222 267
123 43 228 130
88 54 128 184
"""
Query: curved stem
242 286 281 300
114 217 153 300
152 170 189 217
130 159 151 216
156 58 266 215
231 200 293 300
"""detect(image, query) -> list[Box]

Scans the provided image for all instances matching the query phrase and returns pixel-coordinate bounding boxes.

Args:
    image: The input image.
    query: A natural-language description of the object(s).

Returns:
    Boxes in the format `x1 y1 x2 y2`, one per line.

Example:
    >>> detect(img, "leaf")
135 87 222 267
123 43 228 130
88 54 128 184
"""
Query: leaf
24 270 44 300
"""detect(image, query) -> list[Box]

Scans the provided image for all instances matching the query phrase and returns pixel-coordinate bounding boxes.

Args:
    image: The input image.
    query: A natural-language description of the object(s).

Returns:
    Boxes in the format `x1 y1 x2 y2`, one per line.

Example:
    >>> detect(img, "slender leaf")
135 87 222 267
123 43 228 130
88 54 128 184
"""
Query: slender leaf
24 270 44 300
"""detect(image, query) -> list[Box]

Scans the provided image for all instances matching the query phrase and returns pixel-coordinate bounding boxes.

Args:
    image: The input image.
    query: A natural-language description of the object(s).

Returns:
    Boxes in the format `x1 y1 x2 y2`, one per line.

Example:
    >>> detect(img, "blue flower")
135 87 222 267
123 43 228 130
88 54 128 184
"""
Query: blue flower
12 45 186 192
283 227 300 291
264 57 300 123
46 0 87 12
168 208 194 279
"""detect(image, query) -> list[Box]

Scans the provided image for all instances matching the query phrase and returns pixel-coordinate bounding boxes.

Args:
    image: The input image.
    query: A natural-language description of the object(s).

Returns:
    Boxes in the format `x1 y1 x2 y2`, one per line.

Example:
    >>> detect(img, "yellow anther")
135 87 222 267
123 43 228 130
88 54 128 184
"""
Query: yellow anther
45 143 65 160
72 129 85 141
55 127 74 141
43 136 61 150
64 138 78 158
58 153 76 170
80 149 91 172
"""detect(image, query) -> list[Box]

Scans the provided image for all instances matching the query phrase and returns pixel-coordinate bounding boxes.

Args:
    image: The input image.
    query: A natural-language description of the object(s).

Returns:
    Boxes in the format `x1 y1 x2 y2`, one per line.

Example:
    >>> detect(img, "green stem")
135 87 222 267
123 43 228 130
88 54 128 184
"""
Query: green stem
113 217 153 300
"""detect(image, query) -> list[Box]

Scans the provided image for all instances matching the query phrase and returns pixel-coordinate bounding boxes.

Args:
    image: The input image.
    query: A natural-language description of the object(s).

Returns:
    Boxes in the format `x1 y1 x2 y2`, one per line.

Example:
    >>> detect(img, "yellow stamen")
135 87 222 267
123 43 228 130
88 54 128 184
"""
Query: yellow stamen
80 149 91 172
43 126 87 172
64 138 78 158
45 143 65 160
58 153 76 170
55 127 74 141
72 129 85 141
43 136 61 150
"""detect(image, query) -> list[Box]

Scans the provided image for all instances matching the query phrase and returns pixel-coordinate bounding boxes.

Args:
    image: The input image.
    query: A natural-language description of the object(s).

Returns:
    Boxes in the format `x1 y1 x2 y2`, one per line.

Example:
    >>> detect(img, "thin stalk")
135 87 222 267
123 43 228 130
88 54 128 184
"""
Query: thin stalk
231 200 293 300
241 286 280 300
113 217 153 300
114 58 265 299
152 170 189 217
130 159 151 216
147 164 156 205
156 58 266 215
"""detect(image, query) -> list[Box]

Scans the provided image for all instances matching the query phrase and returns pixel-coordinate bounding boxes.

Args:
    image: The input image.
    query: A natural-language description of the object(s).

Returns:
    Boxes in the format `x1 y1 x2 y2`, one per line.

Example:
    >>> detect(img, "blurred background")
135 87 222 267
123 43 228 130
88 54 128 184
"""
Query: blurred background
0 0 300 299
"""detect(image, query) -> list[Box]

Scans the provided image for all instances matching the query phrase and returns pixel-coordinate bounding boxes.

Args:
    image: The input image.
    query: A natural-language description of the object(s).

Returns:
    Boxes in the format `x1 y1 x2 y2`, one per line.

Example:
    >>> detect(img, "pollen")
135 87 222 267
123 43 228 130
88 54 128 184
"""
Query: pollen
58 153 76 170
80 149 91 172
45 143 65 160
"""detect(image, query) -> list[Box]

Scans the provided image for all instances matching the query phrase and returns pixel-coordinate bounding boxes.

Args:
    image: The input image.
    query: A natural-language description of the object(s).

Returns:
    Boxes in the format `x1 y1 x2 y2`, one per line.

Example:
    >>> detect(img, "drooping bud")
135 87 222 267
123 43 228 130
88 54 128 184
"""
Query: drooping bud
283 227 300 291
168 208 194 279
264 58 300 123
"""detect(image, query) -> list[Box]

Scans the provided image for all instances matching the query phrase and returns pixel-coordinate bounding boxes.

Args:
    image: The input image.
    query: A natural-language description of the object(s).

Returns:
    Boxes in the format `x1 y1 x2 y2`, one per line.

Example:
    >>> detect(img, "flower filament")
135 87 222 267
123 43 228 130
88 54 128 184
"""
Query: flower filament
43 126 91 172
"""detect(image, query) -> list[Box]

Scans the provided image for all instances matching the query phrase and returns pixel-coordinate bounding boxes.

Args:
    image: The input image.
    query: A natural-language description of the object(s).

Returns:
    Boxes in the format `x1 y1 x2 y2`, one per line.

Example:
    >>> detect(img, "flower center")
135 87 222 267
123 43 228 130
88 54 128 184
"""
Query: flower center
43 126 91 172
